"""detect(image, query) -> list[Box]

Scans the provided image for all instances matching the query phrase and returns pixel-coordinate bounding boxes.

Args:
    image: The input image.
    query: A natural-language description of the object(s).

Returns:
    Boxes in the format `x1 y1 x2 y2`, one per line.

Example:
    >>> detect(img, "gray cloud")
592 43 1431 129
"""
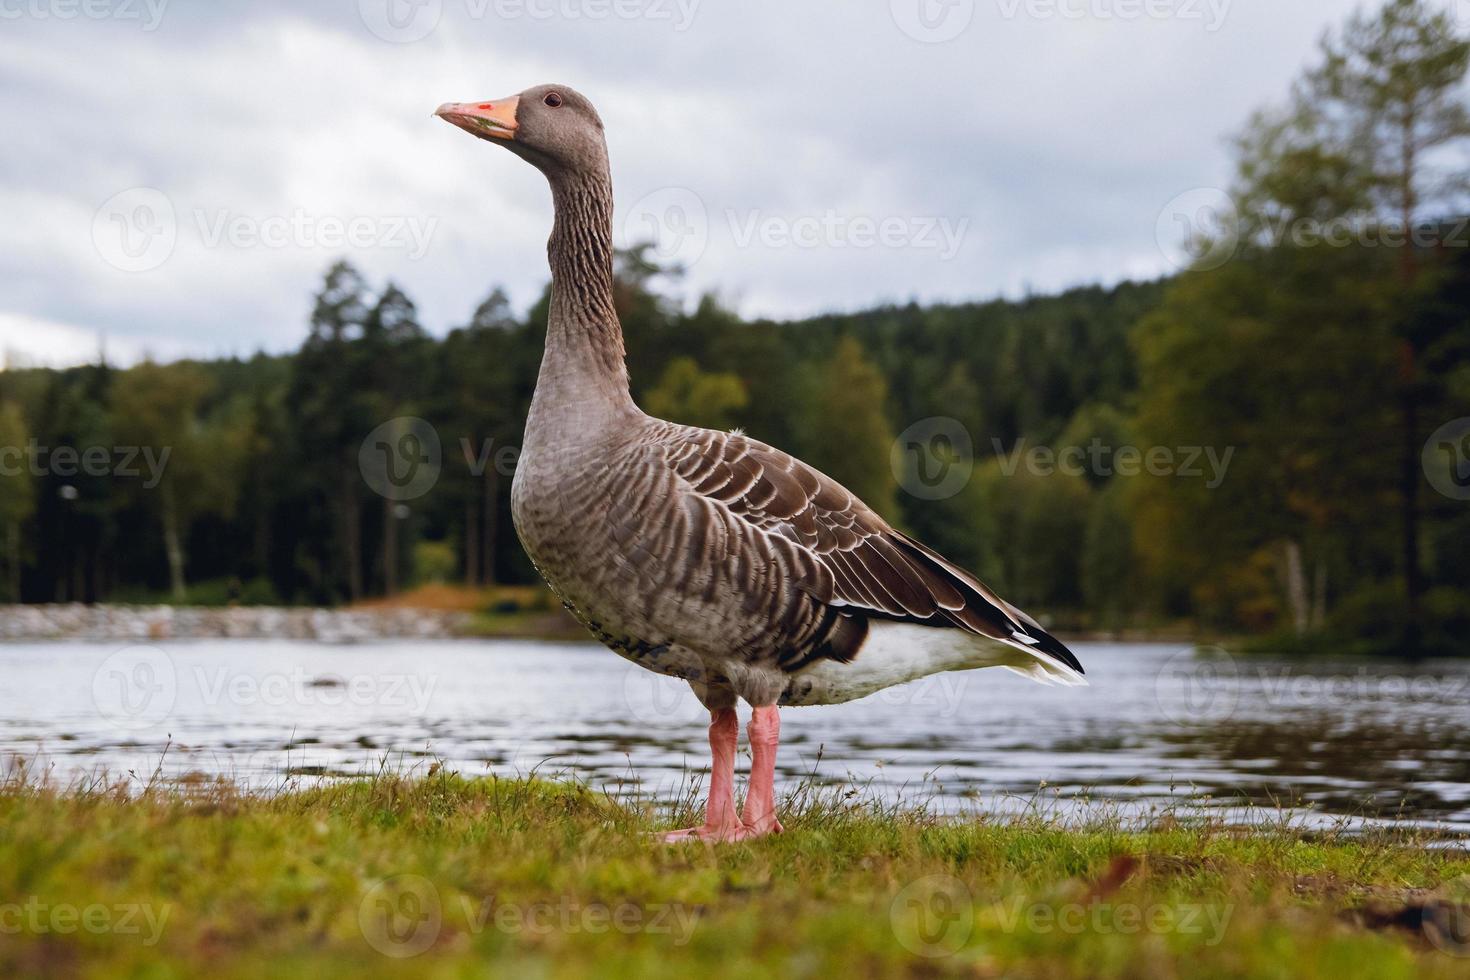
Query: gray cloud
0 0 1373 365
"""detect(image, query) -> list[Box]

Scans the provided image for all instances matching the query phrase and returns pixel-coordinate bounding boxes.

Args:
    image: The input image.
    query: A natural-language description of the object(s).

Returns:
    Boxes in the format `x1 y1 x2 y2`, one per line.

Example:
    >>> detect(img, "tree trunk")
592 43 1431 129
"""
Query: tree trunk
1280 539 1309 636
464 488 480 587
5 520 18 602
1397 119 1422 656
162 487 187 602
482 467 498 586
343 468 363 602
383 499 398 596
1399 379 1422 655
1310 558 1327 632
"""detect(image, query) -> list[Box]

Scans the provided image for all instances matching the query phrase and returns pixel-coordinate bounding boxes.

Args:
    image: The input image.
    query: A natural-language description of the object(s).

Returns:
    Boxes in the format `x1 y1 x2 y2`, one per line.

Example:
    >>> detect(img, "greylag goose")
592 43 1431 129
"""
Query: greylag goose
435 85 1086 842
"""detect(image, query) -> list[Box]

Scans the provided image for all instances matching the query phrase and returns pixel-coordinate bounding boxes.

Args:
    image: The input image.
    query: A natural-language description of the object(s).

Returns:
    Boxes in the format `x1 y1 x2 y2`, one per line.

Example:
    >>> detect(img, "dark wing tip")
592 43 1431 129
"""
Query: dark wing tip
1017 622 1085 675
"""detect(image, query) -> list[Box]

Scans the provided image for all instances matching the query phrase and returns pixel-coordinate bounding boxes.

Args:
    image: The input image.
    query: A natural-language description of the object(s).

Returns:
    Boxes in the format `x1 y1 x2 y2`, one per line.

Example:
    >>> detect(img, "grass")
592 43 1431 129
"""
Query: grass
2 769 1469 979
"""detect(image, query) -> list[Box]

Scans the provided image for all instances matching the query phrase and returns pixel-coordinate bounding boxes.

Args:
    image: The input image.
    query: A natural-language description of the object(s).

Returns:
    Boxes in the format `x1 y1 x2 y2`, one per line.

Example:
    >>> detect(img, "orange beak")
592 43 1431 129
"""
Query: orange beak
434 96 519 141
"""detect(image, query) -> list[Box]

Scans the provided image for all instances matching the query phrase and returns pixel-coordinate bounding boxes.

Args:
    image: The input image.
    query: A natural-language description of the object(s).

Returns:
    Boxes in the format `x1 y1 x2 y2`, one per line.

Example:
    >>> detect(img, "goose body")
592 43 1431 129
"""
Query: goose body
437 84 1085 840
514 416 1085 709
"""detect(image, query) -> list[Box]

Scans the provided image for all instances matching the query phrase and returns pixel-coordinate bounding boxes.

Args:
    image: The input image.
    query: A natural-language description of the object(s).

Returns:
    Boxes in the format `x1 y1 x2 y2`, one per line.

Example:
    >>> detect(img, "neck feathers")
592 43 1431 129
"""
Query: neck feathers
546 170 629 395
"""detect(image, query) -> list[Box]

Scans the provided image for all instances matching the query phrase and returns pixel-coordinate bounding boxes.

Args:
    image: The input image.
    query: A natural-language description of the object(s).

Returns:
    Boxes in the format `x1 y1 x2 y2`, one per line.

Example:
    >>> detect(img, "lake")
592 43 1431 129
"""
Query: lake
2 639 1467 834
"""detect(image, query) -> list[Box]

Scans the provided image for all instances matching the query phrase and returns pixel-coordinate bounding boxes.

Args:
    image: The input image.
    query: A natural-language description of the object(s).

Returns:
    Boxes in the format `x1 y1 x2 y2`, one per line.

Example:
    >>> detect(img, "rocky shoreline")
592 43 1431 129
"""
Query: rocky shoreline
0 604 472 643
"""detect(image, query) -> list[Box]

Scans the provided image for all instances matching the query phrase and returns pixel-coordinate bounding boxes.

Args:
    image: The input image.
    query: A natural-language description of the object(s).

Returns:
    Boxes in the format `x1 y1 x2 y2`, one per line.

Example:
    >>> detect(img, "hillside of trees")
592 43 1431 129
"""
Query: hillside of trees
1 0 1467 655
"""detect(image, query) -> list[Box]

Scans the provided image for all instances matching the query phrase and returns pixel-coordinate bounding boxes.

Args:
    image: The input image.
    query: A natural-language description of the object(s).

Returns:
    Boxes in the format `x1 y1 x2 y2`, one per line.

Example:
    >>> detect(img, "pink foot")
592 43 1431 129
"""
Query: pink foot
738 706 784 837
655 705 787 844
657 820 777 844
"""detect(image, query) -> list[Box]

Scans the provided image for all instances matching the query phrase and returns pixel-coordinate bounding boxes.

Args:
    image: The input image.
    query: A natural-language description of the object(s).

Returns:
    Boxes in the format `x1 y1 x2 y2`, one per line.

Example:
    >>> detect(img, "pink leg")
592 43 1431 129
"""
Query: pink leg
660 707 743 842
740 705 784 836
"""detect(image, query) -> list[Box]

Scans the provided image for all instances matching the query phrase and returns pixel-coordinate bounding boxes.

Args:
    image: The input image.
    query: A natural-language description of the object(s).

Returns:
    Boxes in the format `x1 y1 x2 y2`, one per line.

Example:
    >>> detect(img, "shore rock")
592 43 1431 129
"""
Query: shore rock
0 605 472 642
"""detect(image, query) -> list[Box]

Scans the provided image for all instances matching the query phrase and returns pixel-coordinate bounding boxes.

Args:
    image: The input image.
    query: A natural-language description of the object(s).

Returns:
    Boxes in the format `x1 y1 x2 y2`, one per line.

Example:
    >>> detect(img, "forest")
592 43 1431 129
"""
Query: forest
1 0 1468 656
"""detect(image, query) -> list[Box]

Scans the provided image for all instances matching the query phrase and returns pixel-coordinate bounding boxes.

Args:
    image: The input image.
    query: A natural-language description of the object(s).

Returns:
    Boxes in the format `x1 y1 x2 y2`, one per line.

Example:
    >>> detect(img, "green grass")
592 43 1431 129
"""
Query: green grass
2 770 1469 978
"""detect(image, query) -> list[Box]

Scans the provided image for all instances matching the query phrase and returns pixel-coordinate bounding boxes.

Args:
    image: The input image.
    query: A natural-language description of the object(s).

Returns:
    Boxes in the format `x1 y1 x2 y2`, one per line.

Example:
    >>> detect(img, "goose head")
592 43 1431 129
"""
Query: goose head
435 83 607 179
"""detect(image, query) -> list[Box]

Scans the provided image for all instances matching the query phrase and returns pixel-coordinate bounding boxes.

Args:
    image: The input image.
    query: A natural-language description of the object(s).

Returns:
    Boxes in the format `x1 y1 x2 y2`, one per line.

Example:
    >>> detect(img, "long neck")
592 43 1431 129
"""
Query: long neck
535 167 635 417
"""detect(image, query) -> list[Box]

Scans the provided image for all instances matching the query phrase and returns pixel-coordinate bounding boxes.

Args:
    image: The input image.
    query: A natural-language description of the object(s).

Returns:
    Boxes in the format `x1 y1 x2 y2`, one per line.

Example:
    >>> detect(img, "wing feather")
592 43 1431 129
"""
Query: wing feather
657 425 1083 675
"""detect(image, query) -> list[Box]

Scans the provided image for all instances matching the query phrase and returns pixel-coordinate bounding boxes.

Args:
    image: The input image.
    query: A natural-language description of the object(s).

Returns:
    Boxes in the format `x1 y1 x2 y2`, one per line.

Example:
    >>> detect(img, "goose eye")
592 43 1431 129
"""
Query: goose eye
544 92 563 108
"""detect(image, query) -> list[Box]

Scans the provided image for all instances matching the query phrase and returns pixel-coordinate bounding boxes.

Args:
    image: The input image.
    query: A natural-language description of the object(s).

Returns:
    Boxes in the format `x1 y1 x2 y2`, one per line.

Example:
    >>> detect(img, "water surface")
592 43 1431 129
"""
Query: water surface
2 640 1467 833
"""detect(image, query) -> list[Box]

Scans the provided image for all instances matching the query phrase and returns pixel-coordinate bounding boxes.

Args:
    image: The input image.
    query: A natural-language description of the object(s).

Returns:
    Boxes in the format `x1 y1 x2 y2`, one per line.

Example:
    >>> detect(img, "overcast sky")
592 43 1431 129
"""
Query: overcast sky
0 0 1399 366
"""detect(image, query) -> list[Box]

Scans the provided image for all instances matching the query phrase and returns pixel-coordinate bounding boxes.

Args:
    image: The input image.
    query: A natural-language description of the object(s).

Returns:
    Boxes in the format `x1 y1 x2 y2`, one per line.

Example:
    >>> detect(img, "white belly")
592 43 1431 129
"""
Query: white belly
780 622 1087 706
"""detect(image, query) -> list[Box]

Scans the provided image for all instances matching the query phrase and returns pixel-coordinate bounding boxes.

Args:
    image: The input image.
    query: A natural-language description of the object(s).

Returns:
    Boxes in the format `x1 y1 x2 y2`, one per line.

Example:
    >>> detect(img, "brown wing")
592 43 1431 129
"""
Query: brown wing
660 425 1083 675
